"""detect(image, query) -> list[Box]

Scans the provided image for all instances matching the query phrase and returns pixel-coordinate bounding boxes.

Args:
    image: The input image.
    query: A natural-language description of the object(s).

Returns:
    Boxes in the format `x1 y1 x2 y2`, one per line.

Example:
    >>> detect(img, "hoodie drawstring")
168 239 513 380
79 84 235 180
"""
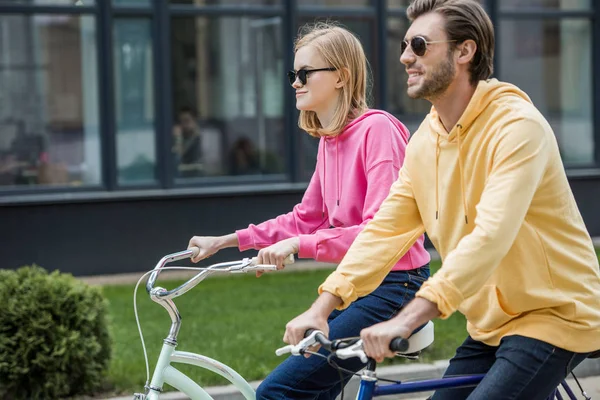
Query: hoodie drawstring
456 124 468 224
336 137 340 206
435 135 440 220
322 141 326 218
435 125 468 225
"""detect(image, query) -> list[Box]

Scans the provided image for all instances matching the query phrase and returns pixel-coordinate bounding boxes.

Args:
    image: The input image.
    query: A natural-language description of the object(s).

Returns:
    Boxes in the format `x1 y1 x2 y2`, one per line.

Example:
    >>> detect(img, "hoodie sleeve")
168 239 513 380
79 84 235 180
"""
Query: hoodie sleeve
297 118 408 263
416 118 550 318
236 155 329 251
318 162 425 309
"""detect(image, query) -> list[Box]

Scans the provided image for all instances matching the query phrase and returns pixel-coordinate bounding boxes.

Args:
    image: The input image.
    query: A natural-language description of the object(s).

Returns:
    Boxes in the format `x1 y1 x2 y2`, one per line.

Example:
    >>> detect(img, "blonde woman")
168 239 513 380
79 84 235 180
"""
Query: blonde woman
188 22 430 398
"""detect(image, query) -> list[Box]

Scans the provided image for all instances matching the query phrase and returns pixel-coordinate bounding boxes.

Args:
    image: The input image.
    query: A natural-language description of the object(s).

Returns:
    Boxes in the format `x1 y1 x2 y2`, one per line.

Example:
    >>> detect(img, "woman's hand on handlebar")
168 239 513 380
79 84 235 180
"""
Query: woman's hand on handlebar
188 234 238 263
255 237 299 277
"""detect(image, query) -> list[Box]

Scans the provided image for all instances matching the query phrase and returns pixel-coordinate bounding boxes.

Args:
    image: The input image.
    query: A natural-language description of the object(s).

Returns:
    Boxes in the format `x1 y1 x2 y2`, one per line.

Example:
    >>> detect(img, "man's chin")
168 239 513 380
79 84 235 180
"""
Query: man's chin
406 87 424 99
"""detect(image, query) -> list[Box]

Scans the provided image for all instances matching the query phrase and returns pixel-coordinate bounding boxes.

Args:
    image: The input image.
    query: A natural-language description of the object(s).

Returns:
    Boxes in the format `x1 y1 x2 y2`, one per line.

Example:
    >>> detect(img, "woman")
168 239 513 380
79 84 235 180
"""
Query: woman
188 22 430 399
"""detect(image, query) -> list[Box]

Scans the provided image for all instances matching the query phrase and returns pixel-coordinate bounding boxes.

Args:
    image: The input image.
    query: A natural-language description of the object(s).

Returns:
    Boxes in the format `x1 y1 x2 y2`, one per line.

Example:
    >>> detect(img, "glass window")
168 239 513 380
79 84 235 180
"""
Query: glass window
299 0 371 6
0 14 100 188
500 0 590 11
171 16 285 179
499 18 593 166
0 0 94 4
386 17 431 133
387 0 484 9
113 0 149 5
169 0 280 5
113 19 155 184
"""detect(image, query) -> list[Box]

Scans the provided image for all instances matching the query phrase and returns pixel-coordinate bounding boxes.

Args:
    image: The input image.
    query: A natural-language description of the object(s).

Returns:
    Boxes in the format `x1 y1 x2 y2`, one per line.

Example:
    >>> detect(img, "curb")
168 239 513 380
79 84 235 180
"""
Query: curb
107 358 600 400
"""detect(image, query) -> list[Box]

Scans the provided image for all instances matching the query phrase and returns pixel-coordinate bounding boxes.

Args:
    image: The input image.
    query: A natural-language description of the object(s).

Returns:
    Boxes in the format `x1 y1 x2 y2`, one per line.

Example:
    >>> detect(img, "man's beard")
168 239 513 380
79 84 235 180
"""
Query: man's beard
408 53 456 100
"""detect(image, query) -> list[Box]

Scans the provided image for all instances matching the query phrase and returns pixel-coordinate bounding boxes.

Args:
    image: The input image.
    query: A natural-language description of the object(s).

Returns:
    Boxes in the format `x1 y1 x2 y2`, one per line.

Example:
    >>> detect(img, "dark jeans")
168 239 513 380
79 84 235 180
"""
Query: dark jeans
431 335 590 400
255 265 430 400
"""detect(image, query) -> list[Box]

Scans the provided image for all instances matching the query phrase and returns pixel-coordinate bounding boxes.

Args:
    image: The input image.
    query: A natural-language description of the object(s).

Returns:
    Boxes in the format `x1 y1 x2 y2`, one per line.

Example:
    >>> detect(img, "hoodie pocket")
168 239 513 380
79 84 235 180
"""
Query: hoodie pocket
461 285 520 332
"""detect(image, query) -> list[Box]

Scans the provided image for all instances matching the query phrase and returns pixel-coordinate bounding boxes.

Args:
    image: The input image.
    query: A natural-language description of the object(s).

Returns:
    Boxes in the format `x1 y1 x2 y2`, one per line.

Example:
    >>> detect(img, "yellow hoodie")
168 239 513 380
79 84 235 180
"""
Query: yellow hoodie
319 79 600 353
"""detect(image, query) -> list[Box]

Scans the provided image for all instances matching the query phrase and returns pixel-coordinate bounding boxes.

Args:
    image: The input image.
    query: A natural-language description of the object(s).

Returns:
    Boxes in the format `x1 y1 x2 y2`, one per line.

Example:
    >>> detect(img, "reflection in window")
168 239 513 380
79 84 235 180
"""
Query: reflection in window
499 0 590 11
499 18 593 166
0 15 100 188
113 19 156 184
386 17 431 132
387 0 483 9
113 0 150 5
0 0 94 4
170 0 279 5
171 16 285 179
299 0 371 6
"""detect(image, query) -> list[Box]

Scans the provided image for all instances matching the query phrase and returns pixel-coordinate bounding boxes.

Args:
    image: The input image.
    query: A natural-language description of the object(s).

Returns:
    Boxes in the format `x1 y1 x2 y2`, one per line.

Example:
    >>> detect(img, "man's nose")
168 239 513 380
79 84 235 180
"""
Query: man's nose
400 46 416 66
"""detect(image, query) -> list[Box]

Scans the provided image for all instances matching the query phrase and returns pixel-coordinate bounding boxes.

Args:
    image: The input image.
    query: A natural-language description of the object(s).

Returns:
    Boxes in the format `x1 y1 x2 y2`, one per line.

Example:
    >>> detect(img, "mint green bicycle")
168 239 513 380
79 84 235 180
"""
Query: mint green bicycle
132 248 294 400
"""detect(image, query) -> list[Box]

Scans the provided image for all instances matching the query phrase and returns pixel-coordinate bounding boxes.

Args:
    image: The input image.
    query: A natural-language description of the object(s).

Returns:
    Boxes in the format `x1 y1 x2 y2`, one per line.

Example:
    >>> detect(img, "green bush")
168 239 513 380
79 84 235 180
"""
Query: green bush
0 265 112 399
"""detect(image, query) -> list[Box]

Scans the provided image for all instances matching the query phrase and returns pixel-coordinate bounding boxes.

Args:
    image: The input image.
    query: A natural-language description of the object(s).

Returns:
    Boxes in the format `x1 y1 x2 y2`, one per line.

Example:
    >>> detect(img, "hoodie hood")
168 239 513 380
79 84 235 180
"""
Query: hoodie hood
429 79 533 141
429 79 533 223
321 109 409 216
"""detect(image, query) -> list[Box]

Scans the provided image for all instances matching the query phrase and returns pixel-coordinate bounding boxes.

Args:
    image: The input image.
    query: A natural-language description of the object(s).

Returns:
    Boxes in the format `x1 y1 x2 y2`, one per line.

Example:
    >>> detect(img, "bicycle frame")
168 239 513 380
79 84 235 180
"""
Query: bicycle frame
134 249 290 400
144 341 255 400
355 373 578 400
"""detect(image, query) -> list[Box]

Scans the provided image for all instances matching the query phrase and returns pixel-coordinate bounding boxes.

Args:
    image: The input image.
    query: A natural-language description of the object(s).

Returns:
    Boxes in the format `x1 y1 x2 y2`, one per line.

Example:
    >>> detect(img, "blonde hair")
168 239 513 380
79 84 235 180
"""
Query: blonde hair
294 22 370 137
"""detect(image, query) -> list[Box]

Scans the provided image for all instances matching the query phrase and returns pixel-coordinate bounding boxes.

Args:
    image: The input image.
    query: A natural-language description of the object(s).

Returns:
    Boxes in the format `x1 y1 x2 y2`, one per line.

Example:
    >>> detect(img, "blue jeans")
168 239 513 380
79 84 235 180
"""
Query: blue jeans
255 265 430 400
432 335 590 400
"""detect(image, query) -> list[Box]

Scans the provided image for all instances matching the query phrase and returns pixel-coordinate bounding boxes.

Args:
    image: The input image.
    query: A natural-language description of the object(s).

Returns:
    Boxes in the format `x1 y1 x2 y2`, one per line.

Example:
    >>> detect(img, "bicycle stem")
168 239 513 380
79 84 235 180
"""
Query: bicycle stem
150 288 182 344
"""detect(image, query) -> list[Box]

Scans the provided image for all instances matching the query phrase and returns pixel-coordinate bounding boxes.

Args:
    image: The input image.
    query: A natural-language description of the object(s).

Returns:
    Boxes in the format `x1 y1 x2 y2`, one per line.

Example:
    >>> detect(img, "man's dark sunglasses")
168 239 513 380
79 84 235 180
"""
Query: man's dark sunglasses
287 67 337 86
401 36 456 57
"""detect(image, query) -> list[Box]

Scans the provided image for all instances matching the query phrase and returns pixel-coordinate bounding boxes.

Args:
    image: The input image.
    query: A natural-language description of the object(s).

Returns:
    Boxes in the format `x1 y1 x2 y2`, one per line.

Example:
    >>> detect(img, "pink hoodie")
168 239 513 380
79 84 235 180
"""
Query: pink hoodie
236 110 430 270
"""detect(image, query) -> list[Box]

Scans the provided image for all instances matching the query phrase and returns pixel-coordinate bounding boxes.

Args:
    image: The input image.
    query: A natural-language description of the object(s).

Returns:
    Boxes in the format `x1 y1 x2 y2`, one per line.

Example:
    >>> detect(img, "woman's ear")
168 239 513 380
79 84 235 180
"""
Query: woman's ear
457 39 477 66
335 67 350 89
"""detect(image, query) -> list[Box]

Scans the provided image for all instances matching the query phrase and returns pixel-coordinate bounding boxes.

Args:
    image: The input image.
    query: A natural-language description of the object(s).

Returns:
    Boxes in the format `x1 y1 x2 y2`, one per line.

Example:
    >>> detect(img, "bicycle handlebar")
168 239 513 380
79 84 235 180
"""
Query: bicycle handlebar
145 248 294 300
275 329 409 363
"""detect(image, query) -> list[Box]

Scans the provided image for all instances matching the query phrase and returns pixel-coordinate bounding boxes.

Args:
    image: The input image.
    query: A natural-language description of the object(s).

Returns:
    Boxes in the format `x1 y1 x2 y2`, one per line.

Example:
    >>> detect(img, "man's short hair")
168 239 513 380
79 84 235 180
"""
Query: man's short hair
407 0 495 84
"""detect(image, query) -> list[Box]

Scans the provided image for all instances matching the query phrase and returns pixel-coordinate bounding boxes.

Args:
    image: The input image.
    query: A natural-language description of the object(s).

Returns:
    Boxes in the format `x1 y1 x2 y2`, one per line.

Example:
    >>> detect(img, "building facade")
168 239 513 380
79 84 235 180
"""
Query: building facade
1 0 598 276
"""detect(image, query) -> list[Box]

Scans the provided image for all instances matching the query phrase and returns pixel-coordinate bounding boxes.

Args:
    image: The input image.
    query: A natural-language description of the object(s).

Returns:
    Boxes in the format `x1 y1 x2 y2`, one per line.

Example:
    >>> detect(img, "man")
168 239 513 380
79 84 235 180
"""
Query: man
283 0 600 398
172 106 203 177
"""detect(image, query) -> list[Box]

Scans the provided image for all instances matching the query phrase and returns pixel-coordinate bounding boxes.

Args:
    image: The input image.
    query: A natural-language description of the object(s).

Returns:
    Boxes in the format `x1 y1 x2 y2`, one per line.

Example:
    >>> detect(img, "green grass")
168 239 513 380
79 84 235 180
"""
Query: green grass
101 258 470 395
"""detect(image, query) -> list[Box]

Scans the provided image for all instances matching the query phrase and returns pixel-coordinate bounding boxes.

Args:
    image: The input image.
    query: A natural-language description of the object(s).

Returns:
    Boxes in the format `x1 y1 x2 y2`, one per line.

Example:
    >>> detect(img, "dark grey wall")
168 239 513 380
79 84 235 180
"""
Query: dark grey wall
1 175 599 276
1 191 302 276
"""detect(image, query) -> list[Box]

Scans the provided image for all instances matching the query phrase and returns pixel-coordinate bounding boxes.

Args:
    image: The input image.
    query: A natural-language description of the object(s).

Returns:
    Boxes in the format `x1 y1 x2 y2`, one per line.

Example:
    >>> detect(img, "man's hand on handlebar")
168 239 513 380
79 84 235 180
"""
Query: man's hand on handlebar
283 308 329 357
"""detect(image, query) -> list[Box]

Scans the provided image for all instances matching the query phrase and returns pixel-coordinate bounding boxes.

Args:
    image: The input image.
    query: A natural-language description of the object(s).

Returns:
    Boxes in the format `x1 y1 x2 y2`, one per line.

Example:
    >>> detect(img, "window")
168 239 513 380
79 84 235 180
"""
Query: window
0 14 100 188
114 19 156 184
170 16 285 179
500 0 590 11
498 18 594 166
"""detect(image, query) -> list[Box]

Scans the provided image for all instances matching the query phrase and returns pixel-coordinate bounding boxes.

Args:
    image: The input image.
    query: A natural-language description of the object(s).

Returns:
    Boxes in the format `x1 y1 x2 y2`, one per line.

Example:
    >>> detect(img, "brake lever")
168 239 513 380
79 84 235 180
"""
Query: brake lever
275 330 323 356
335 339 368 363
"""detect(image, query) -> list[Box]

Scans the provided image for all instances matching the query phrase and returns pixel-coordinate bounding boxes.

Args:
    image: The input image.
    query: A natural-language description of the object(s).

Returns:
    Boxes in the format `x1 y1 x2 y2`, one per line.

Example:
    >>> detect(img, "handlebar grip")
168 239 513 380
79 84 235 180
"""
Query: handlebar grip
275 345 294 356
304 328 316 338
189 246 200 258
389 337 409 353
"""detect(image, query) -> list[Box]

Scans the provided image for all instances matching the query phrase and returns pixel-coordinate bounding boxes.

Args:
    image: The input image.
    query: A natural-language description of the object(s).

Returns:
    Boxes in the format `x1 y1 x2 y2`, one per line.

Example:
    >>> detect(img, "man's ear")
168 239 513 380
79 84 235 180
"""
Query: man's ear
335 67 350 89
457 39 477 65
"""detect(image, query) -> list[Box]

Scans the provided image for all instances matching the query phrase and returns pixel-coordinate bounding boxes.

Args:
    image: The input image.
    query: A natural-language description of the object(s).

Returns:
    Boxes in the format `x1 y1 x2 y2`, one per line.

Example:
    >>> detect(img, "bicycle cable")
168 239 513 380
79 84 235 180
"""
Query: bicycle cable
133 266 210 388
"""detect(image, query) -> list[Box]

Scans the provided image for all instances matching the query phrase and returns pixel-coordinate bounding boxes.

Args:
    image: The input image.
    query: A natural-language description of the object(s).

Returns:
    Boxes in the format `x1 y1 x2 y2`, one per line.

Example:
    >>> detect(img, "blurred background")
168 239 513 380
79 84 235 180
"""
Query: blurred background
0 0 598 276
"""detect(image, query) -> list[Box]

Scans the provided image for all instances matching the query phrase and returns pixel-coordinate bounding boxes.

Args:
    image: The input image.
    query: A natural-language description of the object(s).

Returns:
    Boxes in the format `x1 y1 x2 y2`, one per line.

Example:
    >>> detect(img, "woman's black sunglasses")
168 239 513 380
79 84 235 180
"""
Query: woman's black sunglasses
287 67 337 86
401 36 456 57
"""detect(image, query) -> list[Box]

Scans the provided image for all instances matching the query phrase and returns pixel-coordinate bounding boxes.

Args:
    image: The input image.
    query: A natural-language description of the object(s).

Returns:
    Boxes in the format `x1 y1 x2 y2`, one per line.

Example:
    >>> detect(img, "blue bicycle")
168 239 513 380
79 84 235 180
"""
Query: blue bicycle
276 324 594 400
